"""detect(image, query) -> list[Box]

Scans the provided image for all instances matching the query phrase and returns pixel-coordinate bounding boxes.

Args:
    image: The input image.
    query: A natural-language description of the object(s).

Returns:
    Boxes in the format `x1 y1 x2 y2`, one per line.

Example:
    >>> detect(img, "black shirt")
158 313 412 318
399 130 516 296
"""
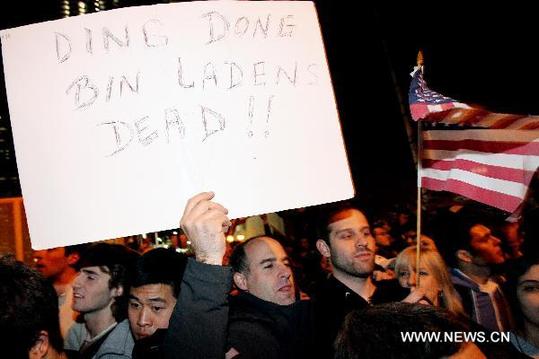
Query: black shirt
312 276 409 358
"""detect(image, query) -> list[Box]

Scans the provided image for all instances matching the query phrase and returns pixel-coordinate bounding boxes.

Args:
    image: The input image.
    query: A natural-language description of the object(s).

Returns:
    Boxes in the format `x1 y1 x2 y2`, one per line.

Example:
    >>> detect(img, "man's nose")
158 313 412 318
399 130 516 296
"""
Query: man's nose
356 234 371 248
72 273 82 288
278 264 292 279
137 307 152 327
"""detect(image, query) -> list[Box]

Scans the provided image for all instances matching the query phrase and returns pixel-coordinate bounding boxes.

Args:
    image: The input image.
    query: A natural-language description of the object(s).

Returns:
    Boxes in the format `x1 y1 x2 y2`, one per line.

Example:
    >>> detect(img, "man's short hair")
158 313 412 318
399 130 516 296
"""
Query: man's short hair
316 201 366 244
0 255 64 358
432 206 502 267
77 243 139 321
229 235 282 274
132 248 187 298
335 302 469 359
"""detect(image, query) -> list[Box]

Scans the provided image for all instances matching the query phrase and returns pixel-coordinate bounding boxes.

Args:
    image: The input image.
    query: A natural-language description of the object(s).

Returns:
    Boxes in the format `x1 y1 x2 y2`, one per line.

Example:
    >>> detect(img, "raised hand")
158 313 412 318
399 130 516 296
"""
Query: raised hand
180 192 231 265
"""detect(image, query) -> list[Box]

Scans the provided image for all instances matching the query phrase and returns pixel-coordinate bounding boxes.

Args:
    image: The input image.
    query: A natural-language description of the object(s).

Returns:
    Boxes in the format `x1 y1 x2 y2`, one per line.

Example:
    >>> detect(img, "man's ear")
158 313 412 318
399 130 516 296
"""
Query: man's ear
29 331 49 359
456 249 473 263
233 272 248 291
316 239 331 258
66 252 80 266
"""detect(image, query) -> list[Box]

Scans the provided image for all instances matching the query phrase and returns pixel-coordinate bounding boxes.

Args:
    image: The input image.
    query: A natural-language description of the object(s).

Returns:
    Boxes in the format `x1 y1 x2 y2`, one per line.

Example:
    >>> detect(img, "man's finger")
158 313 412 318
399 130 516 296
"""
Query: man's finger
194 210 231 231
186 200 228 223
182 191 215 218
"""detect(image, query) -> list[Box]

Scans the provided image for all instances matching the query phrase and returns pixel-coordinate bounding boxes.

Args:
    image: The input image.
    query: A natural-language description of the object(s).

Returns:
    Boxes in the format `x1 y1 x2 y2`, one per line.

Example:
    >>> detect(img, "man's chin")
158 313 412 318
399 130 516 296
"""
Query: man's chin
353 264 374 278
355 272 372 279
275 292 296 305
134 333 151 341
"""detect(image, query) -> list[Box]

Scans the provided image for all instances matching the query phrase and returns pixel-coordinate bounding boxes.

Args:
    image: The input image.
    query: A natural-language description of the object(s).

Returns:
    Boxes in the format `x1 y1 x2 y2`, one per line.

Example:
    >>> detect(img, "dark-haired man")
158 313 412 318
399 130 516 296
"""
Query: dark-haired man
128 248 187 358
442 219 513 332
1 255 67 358
314 205 415 358
64 243 139 358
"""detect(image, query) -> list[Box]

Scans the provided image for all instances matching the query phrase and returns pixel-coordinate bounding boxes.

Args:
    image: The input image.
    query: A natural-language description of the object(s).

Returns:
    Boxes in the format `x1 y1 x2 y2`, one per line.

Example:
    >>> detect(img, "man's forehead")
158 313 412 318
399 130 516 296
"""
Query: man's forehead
470 224 491 237
329 209 369 230
245 237 285 261
130 283 174 299
34 247 65 256
81 265 108 275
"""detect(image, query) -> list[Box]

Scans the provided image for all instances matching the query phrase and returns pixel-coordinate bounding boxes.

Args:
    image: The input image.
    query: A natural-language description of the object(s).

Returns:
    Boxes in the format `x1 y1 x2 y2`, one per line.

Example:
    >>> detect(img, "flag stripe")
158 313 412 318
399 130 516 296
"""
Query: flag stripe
421 168 527 198
423 129 539 142
422 159 536 184
423 149 539 170
423 139 539 155
421 177 522 213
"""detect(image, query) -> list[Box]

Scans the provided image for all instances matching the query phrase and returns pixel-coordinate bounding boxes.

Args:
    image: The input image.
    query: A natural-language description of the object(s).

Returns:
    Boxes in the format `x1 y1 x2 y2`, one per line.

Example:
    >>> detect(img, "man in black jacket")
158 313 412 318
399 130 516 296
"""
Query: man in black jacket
227 236 314 358
314 203 416 358
165 192 315 359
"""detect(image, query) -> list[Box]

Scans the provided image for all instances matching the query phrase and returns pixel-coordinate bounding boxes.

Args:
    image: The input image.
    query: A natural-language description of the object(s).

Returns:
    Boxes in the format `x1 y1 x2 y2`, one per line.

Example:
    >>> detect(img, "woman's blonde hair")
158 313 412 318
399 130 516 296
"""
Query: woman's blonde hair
395 246 466 318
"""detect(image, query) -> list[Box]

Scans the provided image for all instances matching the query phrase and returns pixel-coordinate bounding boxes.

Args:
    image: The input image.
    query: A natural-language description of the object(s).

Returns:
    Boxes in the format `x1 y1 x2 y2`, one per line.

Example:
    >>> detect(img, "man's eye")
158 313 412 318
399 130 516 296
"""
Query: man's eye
152 306 164 312
264 264 273 269
522 285 539 292
129 302 140 309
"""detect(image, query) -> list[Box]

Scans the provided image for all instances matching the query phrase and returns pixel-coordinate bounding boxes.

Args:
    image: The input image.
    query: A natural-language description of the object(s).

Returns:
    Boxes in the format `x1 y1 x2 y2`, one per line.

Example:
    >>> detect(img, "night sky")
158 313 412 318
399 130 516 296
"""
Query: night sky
1 1 537 215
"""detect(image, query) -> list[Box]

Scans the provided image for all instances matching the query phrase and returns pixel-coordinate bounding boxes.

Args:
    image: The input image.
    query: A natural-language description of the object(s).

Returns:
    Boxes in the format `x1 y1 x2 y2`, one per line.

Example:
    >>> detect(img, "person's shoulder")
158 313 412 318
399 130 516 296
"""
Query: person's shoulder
64 322 87 351
98 320 134 357
227 316 281 357
311 275 347 299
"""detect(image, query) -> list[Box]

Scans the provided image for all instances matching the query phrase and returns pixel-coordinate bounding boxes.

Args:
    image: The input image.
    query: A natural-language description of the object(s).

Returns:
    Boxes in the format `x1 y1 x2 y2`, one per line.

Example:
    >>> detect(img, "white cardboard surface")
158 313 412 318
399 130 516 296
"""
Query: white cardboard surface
1 1 354 249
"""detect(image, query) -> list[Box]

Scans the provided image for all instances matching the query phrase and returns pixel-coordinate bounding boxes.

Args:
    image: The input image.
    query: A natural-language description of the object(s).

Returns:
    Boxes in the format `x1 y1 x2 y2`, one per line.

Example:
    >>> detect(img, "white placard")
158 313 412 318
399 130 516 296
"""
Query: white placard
1 1 354 249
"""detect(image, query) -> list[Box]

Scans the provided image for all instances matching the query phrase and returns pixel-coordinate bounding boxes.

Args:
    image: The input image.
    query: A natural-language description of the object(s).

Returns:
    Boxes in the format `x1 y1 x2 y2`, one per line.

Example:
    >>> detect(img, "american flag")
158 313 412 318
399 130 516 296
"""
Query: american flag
409 67 539 213
409 67 539 129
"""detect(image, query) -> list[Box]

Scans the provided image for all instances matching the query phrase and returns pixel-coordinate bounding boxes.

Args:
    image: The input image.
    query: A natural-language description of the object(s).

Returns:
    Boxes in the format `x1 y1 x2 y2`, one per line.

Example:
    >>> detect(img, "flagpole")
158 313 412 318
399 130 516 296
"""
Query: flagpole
416 119 423 288
415 52 424 288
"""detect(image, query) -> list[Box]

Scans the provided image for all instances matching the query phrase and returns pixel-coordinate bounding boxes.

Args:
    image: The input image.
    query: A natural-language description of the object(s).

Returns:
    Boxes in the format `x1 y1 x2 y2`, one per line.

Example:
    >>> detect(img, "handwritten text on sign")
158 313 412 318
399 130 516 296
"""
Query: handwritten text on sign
1 2 354 249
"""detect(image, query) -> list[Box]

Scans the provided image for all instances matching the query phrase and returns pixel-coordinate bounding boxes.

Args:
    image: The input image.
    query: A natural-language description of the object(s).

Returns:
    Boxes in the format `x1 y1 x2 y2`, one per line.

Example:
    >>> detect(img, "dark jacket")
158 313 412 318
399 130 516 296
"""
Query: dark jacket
132 329 167 359
162 258 232 359
313 276 409 358
451 268 513 332
227 292 315 359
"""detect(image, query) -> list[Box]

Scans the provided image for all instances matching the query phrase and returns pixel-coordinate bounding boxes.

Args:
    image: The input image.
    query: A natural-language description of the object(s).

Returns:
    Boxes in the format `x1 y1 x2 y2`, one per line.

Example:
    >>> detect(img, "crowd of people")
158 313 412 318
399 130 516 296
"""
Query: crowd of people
1 191 539 358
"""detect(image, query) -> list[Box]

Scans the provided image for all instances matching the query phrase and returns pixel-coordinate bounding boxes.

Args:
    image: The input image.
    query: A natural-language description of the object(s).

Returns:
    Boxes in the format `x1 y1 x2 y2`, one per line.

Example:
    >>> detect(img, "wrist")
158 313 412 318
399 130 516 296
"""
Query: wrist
195 253 224 265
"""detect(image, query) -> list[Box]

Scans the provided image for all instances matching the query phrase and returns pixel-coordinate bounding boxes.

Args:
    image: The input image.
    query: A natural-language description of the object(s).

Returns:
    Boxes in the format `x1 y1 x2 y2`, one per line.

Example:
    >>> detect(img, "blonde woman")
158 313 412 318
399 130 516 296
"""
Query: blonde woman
395 246 466 318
